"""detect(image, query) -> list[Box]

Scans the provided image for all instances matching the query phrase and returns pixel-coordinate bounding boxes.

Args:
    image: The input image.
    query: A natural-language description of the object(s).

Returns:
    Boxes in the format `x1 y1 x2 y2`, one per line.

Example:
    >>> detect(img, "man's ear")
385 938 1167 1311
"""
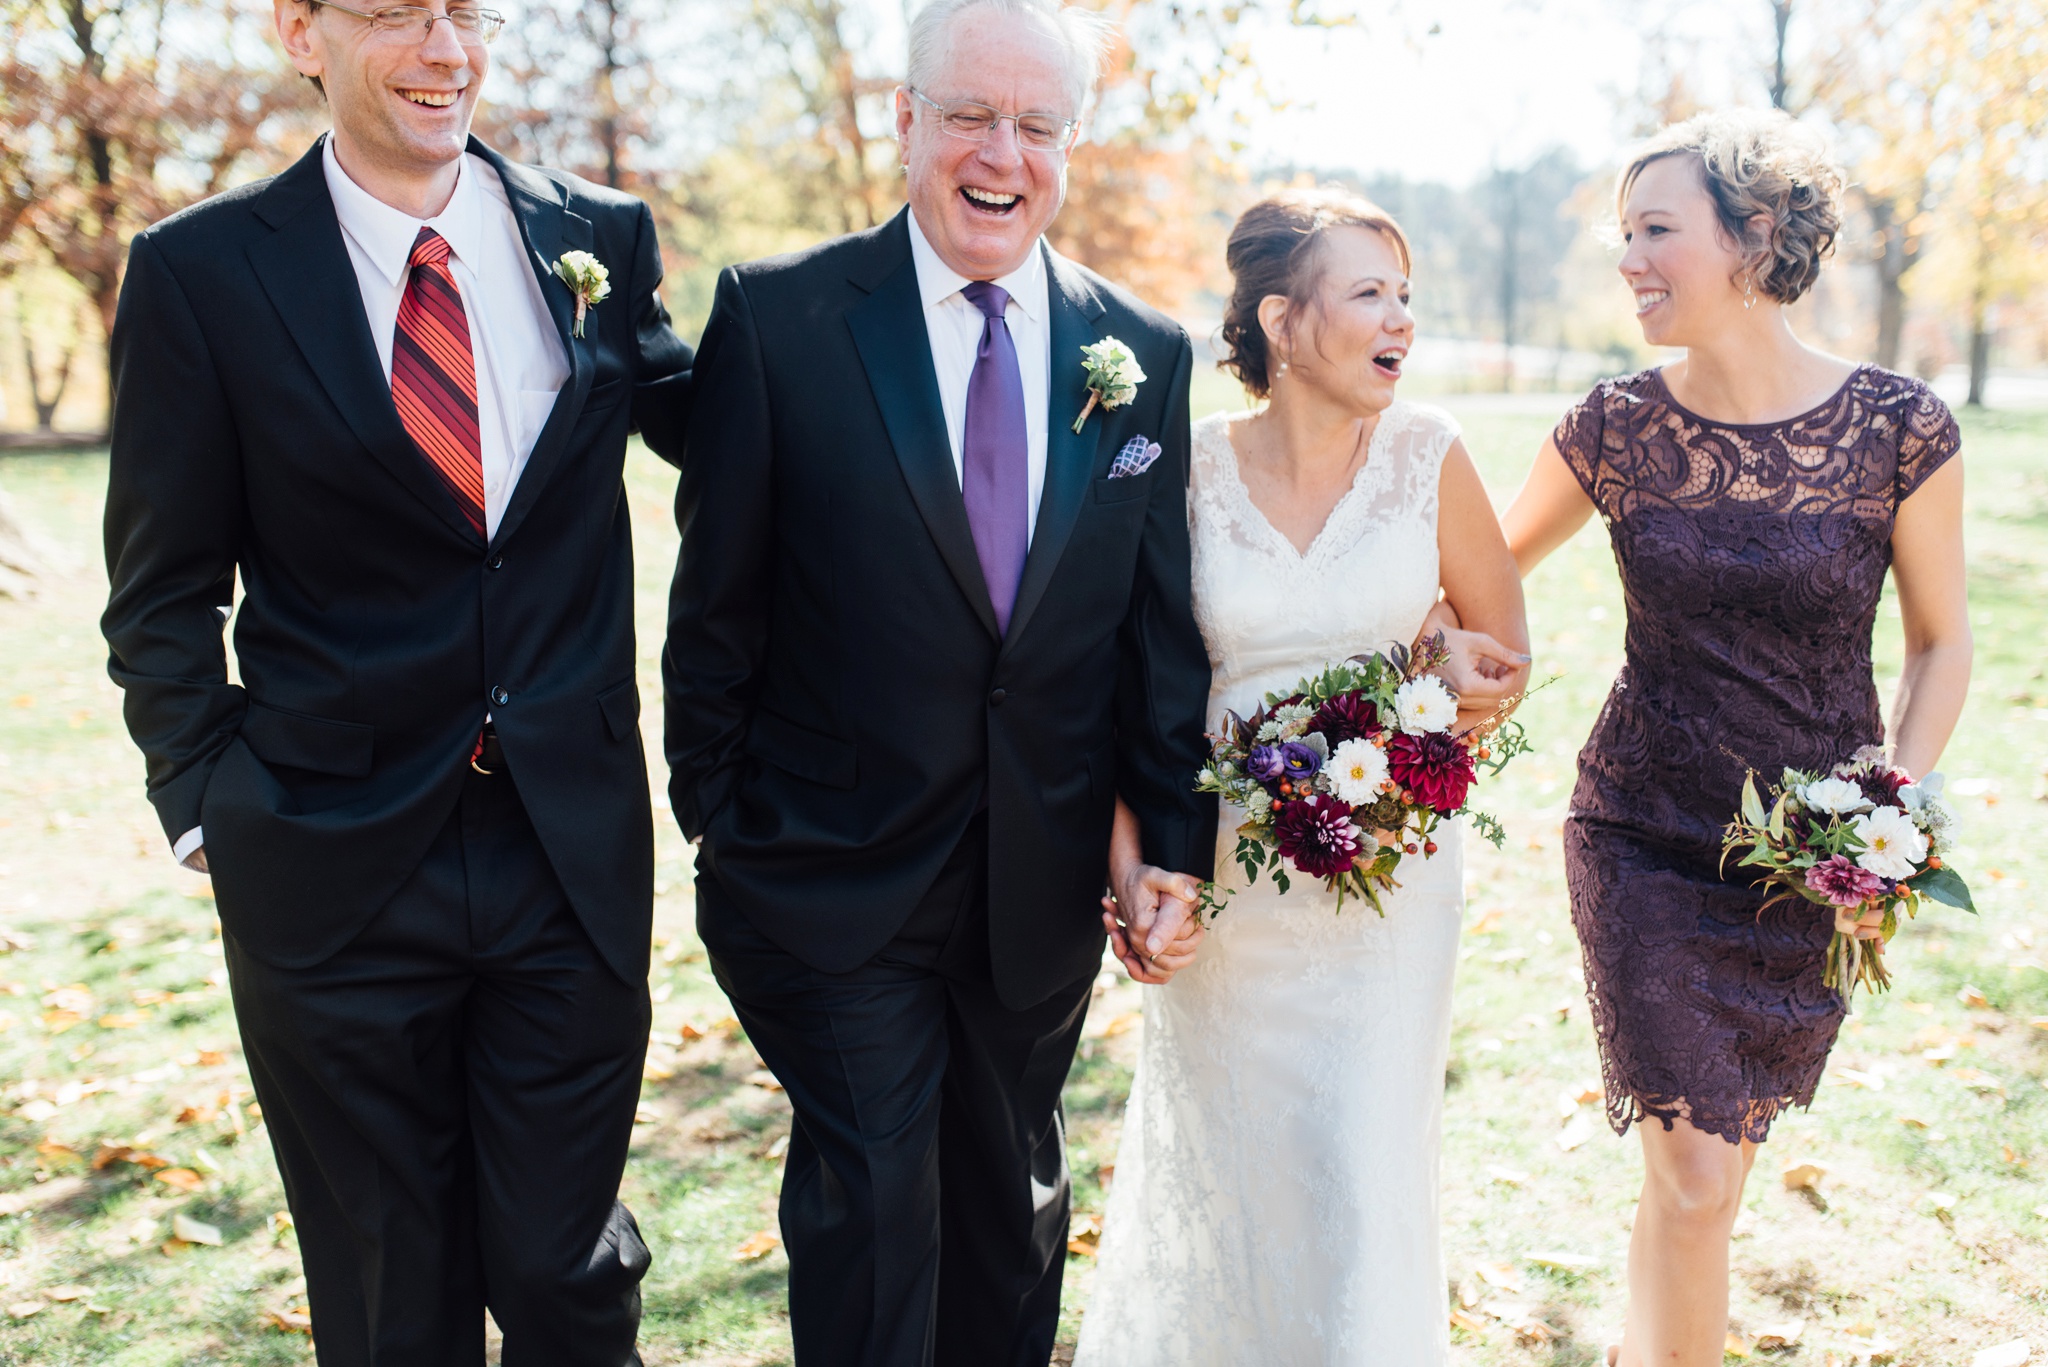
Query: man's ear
275 0 324 83
894 87 915 166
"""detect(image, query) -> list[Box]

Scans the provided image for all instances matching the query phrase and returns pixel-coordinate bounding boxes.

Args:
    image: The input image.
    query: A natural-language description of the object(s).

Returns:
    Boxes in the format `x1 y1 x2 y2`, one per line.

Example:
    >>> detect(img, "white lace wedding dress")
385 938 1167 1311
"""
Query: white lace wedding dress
1074 404 1465 1366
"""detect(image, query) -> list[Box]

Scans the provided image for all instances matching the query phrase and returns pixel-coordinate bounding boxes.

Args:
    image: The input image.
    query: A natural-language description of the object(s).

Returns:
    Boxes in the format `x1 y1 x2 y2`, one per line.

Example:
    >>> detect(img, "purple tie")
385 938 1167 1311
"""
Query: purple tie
960 280 1029 636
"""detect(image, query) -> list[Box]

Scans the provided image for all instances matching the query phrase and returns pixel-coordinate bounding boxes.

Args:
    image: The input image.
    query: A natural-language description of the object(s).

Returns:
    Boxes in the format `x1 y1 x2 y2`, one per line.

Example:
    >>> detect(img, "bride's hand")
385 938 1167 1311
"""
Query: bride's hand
1103 865 1205 984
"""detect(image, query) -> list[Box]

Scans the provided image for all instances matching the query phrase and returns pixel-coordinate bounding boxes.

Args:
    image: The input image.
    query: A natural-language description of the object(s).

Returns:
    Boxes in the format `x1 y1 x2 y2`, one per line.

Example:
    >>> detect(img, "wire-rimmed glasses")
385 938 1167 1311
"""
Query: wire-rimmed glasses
906 87 1080 155
305 0 507 45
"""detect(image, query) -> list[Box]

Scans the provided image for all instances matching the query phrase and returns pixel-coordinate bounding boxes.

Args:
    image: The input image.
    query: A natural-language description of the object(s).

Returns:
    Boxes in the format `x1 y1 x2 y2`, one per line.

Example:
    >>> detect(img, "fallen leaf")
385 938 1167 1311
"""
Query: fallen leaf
130 989 174 1007
678 1023 705 1041
1101 1012 1141 1038
40 1010 82 1033
1473 1261 1524 1294
43 1286 88 1303
36 1139 84 1169
744 1070 784 1092
270 1211 294 1236
174 1104 218 1126
633 1105 658 1125
1523 1250 1599 1273
1829 1067 1885 1090
1066 1212 1102 1257
1573 1081 1603 1104
5 1301 42 1320
1926 1191 1957 1215
2029 1017 2048 1031
1922 1043 1959 1064
764 1134 790 1161
264 1310 313 1333
1466 910 1505 935
154 1168 205 1192
171 1212 222 1245
2003 1145 2028 1167
96 1012 149 1029
1971 1343 2031 1367
14 1099 55 1123
1755 1320 1805 1349
1901 1000 1934 1014
732 1228 780 1262
711 1017 743 1041
1958 985 1990 1009
1899 1116 1930 1129
1726 1331 1755 1357
1456 1277 1482 1308
42 985 92 1014
1781 1160 1828 1191
1448 1308 1489 1332
1555 1090 1580 1119
641 1057 675 1082
195 1050 227 1067
1486 1165 1528 1187
1556 1115 1594 1152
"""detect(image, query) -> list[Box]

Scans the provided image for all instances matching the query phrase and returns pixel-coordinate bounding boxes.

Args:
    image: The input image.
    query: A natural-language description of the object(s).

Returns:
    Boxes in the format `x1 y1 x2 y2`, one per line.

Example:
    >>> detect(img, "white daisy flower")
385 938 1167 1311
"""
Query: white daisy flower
1800 776 1873 816
1392 676 1456 735
1326 738 1390 806
1851 805 1929 880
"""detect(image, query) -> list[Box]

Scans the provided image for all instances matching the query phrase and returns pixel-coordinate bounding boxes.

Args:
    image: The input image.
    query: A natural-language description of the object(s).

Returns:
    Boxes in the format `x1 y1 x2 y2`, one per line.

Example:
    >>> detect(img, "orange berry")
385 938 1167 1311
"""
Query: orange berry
1424 840 1438 856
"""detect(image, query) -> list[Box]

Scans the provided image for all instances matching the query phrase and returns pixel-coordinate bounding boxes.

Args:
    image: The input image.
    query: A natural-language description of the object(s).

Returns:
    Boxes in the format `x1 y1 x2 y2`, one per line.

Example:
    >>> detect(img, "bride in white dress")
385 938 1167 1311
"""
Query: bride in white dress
1076 190 1530 1366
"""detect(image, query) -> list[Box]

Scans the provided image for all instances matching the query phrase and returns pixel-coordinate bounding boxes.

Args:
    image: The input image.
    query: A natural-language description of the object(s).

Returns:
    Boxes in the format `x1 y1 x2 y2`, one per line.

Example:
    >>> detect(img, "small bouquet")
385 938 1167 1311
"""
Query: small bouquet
1721 745 1974 997
1194 635 1532 916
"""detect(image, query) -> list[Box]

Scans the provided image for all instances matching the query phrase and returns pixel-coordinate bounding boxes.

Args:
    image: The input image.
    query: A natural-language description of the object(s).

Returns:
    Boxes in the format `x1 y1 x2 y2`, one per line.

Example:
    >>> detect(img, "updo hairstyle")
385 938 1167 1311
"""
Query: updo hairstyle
1218 188 1412 399
1618 109 1845 305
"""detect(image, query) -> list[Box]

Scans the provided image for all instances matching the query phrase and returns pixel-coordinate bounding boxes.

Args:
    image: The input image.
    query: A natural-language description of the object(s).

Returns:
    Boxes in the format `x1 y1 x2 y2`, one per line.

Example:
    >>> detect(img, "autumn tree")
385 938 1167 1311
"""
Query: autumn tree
0 0 317 427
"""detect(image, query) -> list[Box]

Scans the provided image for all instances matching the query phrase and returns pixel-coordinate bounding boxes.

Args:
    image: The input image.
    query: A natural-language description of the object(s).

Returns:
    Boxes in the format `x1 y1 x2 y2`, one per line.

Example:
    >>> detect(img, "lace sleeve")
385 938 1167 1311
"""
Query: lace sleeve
1894 378 1961 502
1551 387 1607 505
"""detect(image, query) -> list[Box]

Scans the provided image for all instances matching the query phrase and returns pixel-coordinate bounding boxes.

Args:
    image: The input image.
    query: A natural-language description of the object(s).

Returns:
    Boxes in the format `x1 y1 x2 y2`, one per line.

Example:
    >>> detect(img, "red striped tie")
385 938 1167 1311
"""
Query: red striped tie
392 228 485 535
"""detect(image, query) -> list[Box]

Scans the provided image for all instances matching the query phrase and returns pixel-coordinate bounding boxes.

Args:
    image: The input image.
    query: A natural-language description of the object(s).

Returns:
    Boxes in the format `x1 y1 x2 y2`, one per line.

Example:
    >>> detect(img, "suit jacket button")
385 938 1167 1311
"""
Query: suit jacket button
988 688 1007 707
487 554 504 571
491 686 510 707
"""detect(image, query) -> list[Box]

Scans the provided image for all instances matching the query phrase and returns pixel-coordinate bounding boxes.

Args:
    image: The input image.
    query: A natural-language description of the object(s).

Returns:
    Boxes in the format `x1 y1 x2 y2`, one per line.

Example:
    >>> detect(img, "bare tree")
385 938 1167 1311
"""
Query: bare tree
1769 0 1794 108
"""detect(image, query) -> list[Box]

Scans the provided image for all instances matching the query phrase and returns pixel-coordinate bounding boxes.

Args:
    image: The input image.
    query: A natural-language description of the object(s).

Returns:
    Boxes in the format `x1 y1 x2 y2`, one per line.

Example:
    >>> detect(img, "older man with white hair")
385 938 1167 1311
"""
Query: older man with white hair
662 0 1214 1360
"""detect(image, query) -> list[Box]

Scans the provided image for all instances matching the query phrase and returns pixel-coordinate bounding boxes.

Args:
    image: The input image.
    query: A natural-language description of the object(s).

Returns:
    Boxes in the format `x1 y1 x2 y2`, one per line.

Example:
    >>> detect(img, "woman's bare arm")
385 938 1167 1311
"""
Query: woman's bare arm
1436 439 1531 728
1886 459 1971 779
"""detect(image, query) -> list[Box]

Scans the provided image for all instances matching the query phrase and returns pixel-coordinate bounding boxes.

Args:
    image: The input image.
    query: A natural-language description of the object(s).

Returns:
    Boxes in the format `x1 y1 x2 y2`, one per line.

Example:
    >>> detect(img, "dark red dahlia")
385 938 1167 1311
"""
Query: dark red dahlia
1856 767 1909 809
1274 794 1366 879
1387 731 1477 812
1310 692 1380 745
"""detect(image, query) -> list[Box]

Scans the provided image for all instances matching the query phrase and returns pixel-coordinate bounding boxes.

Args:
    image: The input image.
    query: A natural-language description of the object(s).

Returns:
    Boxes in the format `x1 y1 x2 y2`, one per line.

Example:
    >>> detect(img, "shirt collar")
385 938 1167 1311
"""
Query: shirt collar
906 207 1048 324
321 135 485 289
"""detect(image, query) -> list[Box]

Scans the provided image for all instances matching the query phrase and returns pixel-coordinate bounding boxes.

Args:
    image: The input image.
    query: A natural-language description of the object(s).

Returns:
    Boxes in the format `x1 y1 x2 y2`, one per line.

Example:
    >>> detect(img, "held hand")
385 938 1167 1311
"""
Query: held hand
184 846 210 875
1434 626 1531 710
1102 863 1206 984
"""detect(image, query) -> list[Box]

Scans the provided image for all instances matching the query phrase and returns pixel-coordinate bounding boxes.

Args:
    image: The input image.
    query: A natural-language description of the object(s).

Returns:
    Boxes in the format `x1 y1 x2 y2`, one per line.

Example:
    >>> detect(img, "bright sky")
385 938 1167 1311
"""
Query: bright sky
1232 0 1769 184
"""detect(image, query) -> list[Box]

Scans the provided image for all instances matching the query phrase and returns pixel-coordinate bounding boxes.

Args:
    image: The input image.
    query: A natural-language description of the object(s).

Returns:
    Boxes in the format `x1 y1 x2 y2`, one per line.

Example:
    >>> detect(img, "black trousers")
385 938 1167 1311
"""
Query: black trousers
697 813 1095 1367
223 765 652 1366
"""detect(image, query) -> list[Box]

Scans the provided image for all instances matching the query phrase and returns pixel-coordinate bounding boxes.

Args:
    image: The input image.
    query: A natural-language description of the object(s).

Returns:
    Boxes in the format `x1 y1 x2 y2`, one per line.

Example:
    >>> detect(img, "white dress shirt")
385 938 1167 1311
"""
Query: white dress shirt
906 210 1051 545
172 140 568 871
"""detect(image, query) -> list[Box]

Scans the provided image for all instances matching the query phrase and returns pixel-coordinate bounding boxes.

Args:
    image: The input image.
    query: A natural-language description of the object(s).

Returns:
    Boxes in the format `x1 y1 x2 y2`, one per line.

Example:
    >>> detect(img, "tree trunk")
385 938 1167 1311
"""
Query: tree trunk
1770 1 1793 109
1966 316 1990 408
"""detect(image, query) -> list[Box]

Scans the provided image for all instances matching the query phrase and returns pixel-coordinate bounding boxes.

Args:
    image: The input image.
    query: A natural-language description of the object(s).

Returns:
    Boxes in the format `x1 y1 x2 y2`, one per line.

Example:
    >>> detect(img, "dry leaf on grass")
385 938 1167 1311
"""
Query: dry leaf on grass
1828 1067 1885 1090
1523 1250 1599 1273
1754 1320 1805 1349
1971 1343 2031 1367
1781 1160 1828 1191
1486 1165 1528 1187
1556 1115 1594 1152
1067 1213 1102 1257
1472 1261 1523 1294
1957 984 1990 1008
1726 1330 1754 1357
43 1286 88 1303
1898 1116 1930 1129
744 1070 784 1092
1448 1308 1489 1333
97 1012 149 1029
265 1309 313 1333
5 1301 42 1320
732 1229 781 1262
154 1167 205 1192
171 1212 222 1246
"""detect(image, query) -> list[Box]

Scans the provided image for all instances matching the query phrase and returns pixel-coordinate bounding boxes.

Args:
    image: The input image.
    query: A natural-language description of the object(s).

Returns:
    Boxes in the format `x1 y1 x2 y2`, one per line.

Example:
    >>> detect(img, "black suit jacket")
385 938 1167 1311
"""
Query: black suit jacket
664 209 1214 1009
102 136 693 983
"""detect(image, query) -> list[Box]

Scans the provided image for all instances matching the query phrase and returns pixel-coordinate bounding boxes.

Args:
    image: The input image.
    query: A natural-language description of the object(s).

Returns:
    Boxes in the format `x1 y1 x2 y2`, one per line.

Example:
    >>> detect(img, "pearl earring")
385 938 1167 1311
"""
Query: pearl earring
1276 358 1290 378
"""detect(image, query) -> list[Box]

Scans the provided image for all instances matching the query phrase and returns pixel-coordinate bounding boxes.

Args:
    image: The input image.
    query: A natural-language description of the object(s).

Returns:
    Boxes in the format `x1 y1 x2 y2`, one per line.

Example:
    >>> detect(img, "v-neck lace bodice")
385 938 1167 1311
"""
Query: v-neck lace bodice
1189 403 1460 728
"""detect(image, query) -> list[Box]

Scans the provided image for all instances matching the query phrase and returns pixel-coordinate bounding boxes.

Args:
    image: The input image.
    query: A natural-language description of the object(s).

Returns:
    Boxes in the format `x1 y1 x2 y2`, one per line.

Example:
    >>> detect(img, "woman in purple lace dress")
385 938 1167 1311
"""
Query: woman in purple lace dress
1497 113 1973 1366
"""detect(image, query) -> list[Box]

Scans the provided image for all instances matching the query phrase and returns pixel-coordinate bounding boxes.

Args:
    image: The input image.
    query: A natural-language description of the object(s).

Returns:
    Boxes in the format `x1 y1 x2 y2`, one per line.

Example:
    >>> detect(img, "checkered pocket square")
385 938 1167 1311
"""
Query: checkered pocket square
1109 436 1162 479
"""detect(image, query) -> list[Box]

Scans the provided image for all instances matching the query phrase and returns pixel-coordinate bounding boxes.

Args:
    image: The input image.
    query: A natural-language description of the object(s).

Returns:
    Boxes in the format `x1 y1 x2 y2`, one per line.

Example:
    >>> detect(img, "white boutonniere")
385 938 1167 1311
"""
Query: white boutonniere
552 251 612 338
1072 337 1146 434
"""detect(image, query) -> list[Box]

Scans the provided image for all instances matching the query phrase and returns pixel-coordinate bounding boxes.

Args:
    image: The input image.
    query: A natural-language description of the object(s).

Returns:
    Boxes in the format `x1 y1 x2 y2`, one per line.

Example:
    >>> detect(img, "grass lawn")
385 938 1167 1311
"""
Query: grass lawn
0 392 2042 1365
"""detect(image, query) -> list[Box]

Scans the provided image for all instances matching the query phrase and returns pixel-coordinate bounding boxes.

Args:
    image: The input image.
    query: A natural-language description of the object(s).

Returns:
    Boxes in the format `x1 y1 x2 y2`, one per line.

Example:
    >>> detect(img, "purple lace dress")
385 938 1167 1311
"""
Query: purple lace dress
1554 365 1959 1144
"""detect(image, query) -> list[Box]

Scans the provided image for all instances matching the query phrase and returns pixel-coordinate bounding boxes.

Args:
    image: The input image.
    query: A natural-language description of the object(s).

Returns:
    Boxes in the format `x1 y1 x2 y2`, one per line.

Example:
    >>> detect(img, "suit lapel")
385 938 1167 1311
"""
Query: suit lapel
472 140 594 551
846 216 1002 641
1002 247 1109 652
247 137 481 547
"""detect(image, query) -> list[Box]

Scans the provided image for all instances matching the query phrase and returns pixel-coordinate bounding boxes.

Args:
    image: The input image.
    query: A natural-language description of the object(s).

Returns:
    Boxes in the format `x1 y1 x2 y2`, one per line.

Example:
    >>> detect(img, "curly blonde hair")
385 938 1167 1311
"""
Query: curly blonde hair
1218 188 1411 399
1618 109 1844 305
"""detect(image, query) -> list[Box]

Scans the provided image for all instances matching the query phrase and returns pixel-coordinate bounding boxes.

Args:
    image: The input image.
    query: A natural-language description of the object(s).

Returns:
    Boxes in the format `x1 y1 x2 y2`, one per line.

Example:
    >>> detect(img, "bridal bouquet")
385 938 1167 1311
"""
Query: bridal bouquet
1193 635 1532 916
1721 745 1974 997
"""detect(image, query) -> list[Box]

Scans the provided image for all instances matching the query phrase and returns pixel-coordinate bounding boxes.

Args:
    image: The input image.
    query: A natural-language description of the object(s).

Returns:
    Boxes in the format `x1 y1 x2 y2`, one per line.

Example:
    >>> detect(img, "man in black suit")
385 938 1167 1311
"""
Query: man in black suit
663 1 1214 1361
100 3 689 1362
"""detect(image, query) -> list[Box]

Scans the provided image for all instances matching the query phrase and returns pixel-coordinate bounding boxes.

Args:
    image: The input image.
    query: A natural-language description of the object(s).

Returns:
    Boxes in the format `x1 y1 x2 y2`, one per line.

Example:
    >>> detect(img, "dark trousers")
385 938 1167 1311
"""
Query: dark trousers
697 814 1095 1367
223 765 652 1367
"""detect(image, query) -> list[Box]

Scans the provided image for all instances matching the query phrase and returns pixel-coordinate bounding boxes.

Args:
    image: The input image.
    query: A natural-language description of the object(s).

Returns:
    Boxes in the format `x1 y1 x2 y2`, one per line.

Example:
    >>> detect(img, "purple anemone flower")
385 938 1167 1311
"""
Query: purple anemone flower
1246 745 1285 783
1279 741 1322 780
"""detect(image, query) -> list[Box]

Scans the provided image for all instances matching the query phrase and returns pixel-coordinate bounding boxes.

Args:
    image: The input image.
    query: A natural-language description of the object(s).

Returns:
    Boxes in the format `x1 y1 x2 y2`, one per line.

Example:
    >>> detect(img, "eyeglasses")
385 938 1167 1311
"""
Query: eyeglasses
305 1 506 45
906 87 1079 155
